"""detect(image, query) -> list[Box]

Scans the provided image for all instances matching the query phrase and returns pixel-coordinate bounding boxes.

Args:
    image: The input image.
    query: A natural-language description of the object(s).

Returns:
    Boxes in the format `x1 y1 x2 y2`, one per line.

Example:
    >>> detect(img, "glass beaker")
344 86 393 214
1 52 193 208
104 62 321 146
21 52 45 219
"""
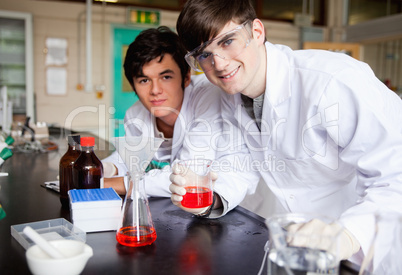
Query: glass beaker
116 172 157 247
359 212 402 275
176 159 213 209
264 213 342 275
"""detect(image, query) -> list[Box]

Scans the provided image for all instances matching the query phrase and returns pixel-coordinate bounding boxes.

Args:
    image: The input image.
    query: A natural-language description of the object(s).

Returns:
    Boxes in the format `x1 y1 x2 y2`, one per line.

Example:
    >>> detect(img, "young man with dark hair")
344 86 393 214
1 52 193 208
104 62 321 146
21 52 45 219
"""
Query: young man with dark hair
171 0 402 265
103 26 259 218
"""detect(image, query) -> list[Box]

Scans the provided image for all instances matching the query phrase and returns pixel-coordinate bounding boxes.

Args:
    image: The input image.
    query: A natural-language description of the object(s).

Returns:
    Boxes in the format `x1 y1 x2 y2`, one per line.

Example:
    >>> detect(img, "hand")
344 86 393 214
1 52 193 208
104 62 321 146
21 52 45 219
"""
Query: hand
169 163 218 215
286 218 360 260
103 177 126 195
103 162 117 178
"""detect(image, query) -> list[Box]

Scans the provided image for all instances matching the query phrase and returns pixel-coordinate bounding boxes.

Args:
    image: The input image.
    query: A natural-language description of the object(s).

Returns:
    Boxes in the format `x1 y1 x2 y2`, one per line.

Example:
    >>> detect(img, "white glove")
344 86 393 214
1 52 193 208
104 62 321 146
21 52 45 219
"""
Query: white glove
286 218 360 260
169 163 218 215
103 162 117 178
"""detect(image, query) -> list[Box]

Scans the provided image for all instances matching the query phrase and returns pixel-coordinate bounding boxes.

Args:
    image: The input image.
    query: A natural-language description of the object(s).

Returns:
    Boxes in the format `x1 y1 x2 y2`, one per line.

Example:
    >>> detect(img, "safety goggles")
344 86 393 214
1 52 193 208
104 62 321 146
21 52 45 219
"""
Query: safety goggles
185 21 252 72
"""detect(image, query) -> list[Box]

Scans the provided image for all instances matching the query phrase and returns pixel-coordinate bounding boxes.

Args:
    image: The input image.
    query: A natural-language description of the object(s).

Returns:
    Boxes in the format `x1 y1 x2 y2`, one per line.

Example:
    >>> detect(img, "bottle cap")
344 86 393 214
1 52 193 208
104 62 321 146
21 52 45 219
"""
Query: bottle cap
80 137 95 147
5 136 14 145
0 147 13 160
67 134 81 146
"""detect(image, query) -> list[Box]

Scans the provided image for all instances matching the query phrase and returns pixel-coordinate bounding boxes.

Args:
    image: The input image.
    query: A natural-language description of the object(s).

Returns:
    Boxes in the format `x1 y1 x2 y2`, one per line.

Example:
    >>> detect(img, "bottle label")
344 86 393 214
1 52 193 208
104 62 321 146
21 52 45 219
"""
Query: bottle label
100 177 104 188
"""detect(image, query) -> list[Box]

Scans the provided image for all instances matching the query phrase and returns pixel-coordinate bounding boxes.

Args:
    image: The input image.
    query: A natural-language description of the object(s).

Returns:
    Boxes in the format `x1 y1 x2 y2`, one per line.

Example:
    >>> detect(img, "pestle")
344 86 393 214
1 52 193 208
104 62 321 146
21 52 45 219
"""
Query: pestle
23 226 65 259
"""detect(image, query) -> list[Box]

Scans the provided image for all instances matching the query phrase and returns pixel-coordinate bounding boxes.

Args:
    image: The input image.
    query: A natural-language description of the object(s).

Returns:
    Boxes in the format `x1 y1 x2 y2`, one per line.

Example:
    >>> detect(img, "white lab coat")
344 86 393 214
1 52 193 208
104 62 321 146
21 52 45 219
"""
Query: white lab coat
103 74 259 218
221 41 402 262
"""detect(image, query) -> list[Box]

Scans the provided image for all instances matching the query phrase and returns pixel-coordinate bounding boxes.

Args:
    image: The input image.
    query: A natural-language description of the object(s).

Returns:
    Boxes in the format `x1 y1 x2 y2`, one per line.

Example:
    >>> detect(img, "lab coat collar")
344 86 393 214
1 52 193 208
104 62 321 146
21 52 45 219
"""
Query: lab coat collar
227 41 294 149
129 94 185 162
171 112 185 161
259 42 292 147
170 84 191 161
231 93 263 147
264 42 291 109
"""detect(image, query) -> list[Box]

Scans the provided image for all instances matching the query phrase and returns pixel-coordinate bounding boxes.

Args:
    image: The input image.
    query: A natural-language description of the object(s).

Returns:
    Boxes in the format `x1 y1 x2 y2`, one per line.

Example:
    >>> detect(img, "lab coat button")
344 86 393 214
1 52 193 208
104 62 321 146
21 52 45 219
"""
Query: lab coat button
289 194 295 200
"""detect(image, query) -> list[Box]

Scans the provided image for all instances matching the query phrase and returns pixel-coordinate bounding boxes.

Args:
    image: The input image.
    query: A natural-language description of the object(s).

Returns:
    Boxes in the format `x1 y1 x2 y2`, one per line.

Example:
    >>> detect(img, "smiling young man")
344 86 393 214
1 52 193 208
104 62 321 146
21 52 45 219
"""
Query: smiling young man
173 0 402 266
103 26 259 218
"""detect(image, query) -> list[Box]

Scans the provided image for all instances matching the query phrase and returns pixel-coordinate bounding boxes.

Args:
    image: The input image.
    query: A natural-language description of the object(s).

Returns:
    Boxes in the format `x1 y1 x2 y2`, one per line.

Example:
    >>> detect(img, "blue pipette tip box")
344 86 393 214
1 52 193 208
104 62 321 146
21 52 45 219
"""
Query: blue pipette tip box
69 188 121 204
69 188 122 233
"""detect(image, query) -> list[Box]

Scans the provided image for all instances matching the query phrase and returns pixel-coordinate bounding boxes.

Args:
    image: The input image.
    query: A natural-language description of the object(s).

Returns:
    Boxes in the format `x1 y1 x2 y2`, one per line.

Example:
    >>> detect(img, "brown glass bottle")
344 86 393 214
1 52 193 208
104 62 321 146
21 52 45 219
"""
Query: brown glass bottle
59 134 81 208
73 136 104 189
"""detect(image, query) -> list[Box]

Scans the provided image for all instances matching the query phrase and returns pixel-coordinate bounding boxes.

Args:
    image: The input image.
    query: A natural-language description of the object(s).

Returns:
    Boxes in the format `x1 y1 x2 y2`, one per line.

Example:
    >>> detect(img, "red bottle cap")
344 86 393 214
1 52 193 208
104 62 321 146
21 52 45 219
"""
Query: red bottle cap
80 137 95 147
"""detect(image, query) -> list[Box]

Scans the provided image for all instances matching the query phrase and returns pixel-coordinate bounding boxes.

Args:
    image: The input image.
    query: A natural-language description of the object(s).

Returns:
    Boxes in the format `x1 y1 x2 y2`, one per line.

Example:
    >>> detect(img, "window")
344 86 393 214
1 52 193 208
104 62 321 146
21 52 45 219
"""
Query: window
260 0 327 26
348 0 402 25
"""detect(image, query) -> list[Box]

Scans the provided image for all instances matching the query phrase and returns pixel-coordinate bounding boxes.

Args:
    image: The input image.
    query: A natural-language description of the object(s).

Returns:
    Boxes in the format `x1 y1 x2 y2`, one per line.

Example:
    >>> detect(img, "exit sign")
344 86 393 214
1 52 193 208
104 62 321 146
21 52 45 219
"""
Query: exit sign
127 8 160 26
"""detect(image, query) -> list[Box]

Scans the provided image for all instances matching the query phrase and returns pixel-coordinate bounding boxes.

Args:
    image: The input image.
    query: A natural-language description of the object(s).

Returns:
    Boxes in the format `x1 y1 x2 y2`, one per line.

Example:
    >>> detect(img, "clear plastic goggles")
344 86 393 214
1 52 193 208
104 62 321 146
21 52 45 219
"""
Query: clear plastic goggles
185 21 252 72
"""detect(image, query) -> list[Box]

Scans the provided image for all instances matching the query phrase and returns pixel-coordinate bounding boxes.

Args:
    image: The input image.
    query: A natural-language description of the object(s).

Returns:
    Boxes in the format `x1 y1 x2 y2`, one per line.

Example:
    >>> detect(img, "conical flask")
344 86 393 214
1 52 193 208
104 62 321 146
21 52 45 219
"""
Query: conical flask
114 136 163 247
111 136 164 174
116 172 157 247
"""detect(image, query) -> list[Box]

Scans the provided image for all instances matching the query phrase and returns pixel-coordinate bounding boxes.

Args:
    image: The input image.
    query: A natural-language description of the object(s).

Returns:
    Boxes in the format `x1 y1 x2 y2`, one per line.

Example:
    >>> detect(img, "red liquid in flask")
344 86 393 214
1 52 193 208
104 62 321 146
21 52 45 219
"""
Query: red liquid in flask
181 186 213 208
116 226 157 247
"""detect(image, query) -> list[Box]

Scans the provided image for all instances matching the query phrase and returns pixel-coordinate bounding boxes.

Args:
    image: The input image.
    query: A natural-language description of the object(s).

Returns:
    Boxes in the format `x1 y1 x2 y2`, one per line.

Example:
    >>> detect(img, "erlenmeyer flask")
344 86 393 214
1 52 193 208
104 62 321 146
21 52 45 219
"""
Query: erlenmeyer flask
111 136 164 174
116 171 157 247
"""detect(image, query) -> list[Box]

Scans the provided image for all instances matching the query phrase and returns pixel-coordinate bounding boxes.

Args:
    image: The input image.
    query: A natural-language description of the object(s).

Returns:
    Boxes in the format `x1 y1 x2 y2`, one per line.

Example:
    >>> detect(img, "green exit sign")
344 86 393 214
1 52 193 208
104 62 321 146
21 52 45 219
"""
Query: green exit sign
127 8 160 26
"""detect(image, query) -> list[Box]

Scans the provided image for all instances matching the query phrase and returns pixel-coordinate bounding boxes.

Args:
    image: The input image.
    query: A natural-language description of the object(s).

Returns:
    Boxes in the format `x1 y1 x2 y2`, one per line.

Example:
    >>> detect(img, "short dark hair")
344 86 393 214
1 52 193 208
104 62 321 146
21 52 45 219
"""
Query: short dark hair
124 26 190 90
176 0 257 51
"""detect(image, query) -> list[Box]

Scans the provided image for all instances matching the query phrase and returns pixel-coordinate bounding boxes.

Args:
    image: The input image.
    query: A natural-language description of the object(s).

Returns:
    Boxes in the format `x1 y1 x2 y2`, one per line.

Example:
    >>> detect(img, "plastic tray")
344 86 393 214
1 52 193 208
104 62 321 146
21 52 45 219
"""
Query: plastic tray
10 218 86 250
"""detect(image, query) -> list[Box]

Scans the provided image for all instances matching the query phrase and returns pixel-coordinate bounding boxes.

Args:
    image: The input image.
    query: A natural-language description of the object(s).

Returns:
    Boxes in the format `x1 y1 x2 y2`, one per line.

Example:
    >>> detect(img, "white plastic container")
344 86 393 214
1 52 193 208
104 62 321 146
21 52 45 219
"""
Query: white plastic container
11 218 86 250
69 188 122 232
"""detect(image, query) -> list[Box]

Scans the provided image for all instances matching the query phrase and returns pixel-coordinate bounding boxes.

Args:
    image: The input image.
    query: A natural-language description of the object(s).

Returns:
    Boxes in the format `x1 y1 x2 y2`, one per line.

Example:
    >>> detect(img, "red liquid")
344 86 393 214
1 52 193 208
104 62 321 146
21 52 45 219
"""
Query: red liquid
182 186 213 208
116 226 157 247
73 140 103 190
